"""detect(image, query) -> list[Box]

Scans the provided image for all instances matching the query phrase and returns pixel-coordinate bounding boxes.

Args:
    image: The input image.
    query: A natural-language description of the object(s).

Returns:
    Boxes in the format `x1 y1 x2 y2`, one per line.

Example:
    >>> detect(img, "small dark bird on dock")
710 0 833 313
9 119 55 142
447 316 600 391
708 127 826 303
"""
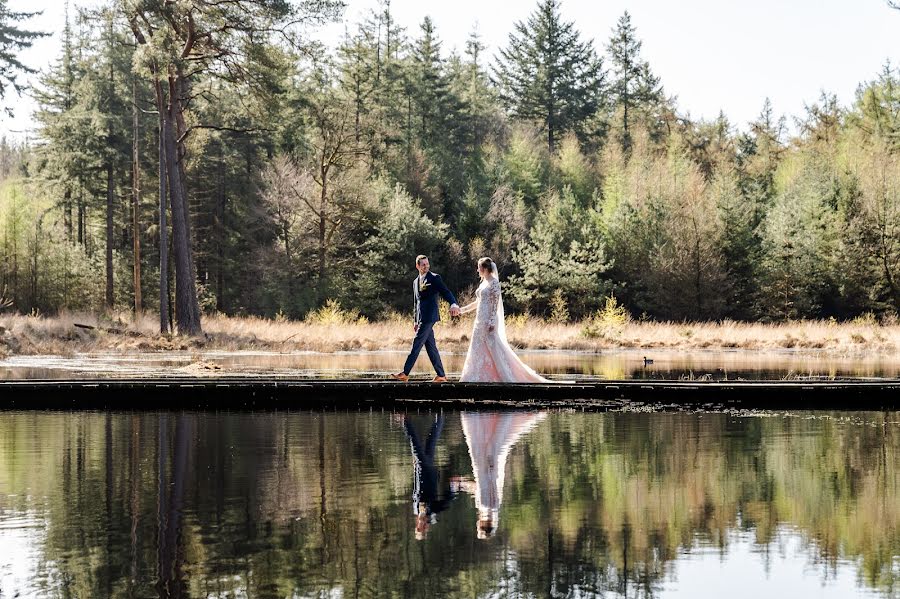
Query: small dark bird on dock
643 356 654 366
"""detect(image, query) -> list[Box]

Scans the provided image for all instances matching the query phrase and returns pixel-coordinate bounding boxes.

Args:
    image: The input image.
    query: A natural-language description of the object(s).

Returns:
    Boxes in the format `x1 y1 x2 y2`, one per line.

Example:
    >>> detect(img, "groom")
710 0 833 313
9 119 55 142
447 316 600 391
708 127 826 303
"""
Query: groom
392 255 460 383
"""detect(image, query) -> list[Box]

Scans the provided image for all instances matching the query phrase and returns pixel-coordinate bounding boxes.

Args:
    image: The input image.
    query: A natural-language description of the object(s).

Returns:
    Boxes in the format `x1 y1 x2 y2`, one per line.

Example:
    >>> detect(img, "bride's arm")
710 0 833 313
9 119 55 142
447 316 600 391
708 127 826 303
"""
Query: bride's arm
459 300 477 315
485 280 500 331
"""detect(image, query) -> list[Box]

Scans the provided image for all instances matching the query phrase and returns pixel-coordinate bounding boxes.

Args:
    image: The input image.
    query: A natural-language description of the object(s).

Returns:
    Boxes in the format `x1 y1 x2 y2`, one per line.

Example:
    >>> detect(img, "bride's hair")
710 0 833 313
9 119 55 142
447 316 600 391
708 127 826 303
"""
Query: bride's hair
477 257 494 274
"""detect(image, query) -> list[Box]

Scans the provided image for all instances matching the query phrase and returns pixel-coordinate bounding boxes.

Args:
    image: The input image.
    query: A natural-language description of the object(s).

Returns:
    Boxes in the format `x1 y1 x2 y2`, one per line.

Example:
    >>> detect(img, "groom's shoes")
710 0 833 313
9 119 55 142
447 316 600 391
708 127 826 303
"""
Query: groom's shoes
391 372 409 382
431 376 449 384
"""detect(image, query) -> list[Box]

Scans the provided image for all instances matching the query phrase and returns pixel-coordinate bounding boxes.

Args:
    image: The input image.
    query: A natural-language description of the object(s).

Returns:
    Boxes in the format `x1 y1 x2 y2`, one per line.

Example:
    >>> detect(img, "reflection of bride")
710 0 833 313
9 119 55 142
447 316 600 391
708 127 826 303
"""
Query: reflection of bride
458 411 547 538
457 257 551 383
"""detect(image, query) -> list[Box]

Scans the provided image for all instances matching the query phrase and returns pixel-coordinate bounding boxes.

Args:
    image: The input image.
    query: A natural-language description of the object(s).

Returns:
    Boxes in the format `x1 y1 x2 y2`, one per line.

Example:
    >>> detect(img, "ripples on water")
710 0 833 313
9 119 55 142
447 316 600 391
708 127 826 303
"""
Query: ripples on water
0 410 897 598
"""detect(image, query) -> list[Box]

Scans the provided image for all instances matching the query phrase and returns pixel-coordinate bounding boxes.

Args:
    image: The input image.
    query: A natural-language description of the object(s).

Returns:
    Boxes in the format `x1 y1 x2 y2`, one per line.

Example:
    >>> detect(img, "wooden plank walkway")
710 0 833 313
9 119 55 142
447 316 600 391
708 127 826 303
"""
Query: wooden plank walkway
0 377 898 411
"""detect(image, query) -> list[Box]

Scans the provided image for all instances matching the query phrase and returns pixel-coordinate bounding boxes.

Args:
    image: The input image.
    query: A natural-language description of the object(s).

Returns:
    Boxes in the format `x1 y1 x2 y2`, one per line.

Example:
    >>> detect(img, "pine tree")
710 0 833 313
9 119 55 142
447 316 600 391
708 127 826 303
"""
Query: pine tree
852 63 900 150
81 9 132 309
410 17 448 143
460 29 496 149
32 3 80 242
606 11 663 153
507 186 610 317
757 157 838 319
407 18 474 221
366 1 408 163
493 0 605 153
0 0 46 105
443 29 498 200
337 28 378 146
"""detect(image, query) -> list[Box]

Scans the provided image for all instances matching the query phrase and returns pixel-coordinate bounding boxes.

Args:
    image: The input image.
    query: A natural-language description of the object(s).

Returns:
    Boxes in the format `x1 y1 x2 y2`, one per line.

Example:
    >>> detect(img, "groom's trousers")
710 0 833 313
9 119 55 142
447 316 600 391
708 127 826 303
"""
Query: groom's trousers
403 321 446 377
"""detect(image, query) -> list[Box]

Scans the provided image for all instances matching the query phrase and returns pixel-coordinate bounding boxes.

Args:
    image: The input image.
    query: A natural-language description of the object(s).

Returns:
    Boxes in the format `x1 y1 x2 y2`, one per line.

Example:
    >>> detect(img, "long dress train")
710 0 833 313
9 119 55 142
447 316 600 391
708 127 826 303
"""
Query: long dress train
458 275 550 383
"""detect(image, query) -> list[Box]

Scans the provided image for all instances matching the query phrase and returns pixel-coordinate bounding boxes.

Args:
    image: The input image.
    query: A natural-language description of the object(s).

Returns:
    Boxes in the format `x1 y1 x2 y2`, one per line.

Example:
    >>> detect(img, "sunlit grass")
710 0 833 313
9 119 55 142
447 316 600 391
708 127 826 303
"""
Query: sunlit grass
2 309 900 356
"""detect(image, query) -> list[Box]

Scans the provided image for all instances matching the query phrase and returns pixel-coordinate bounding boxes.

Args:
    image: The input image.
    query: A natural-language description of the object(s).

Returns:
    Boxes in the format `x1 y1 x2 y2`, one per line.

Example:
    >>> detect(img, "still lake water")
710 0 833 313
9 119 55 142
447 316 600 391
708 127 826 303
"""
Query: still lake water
0 409 897 598
2 349 900 380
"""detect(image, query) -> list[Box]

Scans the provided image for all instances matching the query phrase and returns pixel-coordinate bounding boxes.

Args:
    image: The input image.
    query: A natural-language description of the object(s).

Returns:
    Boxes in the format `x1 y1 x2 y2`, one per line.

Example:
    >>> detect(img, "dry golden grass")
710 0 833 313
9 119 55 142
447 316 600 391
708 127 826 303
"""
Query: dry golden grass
1 310 900 356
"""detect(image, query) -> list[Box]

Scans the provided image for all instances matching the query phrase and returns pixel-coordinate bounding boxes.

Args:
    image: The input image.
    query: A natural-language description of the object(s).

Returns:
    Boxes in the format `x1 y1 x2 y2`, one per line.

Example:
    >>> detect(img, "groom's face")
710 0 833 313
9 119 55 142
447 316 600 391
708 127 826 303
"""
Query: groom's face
417 258 430 275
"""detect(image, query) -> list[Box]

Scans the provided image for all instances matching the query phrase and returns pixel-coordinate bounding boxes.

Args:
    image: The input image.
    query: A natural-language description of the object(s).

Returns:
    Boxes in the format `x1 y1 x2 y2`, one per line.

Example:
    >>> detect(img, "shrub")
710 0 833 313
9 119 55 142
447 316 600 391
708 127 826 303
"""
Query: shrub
581 295 630 339
506 312 531 329
549 289 569 323
851 312 878 326
305 299 368 325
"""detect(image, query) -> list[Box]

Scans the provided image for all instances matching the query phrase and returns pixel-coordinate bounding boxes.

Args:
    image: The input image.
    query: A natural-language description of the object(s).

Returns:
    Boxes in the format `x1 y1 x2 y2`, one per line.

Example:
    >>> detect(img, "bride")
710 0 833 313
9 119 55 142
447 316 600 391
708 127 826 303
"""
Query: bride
458 257 551 383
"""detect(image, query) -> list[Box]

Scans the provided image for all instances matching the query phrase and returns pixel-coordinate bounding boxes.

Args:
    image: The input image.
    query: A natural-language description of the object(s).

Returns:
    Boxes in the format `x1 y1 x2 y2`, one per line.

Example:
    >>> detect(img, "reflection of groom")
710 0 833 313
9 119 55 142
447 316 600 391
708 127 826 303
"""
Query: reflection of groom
400 413 457 540
392 255 459 383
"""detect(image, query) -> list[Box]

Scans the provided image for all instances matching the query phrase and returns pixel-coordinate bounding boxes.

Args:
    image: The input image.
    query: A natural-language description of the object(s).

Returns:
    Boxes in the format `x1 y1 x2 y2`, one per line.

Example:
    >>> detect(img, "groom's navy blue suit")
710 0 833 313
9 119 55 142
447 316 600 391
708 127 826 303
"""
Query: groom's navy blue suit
403 271 458 377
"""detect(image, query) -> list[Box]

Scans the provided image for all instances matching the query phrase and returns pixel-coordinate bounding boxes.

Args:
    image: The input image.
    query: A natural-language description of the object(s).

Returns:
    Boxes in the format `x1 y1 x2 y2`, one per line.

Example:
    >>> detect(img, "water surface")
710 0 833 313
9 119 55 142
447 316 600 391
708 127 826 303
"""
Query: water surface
2 349 900 380
0 409 897 598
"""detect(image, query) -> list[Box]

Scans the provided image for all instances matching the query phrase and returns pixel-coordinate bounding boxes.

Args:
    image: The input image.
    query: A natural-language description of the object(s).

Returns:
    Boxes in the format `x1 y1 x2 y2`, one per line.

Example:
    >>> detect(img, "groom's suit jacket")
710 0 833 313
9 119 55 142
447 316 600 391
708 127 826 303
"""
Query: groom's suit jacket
414 272 458 325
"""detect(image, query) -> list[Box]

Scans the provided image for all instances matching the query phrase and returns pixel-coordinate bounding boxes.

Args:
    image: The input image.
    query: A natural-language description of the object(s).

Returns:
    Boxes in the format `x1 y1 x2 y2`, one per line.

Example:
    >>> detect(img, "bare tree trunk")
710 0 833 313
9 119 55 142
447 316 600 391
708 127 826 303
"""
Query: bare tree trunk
215 156 225 312
174 77 202 308
165 74 202 335
106 161 115 309
77 192 84 246
64 188 73 243
31 219 39 306
156 81 170 334
132 78 143 314
318 174 327 299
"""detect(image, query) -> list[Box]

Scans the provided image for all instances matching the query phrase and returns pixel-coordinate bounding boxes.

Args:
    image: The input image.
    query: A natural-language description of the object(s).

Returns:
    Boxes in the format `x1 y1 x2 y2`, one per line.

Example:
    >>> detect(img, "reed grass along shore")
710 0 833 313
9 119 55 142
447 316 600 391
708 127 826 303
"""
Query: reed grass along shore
1 311 899 358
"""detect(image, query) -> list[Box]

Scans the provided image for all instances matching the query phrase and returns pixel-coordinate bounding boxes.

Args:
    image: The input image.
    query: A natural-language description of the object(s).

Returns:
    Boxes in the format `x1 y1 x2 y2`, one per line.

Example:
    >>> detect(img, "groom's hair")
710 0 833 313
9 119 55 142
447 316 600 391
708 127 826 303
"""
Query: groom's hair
416 255 428 266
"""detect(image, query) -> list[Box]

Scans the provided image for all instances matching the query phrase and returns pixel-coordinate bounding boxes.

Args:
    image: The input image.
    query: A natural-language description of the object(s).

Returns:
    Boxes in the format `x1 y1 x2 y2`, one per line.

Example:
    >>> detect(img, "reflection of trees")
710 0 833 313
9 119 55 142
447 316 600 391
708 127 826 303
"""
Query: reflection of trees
0 411 896 597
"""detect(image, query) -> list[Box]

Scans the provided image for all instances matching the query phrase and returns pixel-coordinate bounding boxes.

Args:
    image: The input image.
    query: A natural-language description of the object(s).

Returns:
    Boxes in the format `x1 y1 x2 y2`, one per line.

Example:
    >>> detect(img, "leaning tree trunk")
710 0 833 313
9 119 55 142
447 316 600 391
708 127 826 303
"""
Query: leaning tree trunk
164 75 202 336
174 77 202 302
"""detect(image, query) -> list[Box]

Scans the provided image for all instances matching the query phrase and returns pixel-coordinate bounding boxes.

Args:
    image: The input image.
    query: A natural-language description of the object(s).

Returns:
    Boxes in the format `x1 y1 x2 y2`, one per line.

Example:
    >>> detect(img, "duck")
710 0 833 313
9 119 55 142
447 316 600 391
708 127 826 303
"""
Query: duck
642 356 654 366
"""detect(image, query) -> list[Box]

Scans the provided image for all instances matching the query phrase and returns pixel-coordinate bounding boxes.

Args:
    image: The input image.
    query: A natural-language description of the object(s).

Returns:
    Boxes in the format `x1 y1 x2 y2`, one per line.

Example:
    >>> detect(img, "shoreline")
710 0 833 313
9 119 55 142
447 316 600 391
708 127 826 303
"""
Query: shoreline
2 312 900 359
5 345 900 359
3 346 900 384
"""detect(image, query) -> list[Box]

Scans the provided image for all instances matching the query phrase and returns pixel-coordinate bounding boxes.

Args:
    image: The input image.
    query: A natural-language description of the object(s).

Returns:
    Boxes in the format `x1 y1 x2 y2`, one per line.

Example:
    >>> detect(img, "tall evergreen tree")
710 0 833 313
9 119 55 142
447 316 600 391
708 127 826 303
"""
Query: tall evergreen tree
337 28 378 147
852 63 900 149
407 18 473 221
410 17 448 143
0 0 45 105
79 9 132 309
606 11 663 153
367 1 408 165
493 0 605 152
32 4 80 242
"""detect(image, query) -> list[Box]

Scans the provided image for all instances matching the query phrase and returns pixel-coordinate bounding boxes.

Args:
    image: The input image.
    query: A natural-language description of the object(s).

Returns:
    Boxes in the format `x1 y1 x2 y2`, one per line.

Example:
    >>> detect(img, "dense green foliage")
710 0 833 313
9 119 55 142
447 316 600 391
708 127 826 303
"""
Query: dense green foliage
2 0 900 324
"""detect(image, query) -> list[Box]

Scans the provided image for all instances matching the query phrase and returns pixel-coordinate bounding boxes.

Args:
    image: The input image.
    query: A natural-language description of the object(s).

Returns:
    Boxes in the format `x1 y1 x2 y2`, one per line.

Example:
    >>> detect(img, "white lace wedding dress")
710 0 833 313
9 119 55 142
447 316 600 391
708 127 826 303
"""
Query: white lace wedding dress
458 270 550 383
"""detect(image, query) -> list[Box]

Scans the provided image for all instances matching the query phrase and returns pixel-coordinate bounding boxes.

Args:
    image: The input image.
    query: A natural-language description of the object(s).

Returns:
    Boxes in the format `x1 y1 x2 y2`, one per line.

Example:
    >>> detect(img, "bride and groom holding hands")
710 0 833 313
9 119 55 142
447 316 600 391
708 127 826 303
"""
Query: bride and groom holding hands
391 254 550 384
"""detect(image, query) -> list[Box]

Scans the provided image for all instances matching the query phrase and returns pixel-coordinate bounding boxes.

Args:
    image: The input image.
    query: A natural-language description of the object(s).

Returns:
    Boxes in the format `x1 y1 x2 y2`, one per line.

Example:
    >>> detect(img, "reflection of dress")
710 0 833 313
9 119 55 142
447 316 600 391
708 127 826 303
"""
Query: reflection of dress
459 276 550 383
460 412 547 537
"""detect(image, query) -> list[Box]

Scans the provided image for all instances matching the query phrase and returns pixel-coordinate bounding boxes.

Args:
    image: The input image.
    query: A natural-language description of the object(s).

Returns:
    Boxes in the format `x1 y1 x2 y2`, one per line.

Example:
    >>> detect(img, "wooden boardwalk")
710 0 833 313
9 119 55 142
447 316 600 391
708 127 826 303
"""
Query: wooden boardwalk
0 377 898 411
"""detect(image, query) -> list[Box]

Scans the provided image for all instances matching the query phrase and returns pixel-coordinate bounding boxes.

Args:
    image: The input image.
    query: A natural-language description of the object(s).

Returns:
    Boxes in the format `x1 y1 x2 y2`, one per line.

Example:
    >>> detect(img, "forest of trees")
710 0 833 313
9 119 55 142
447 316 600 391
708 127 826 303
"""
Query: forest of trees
1 0 900 334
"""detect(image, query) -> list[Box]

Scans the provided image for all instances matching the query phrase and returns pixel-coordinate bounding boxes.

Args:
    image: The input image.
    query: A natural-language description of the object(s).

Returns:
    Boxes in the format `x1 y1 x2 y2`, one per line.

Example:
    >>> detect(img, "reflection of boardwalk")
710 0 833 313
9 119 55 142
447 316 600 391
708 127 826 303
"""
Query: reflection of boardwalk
460 412 546 538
